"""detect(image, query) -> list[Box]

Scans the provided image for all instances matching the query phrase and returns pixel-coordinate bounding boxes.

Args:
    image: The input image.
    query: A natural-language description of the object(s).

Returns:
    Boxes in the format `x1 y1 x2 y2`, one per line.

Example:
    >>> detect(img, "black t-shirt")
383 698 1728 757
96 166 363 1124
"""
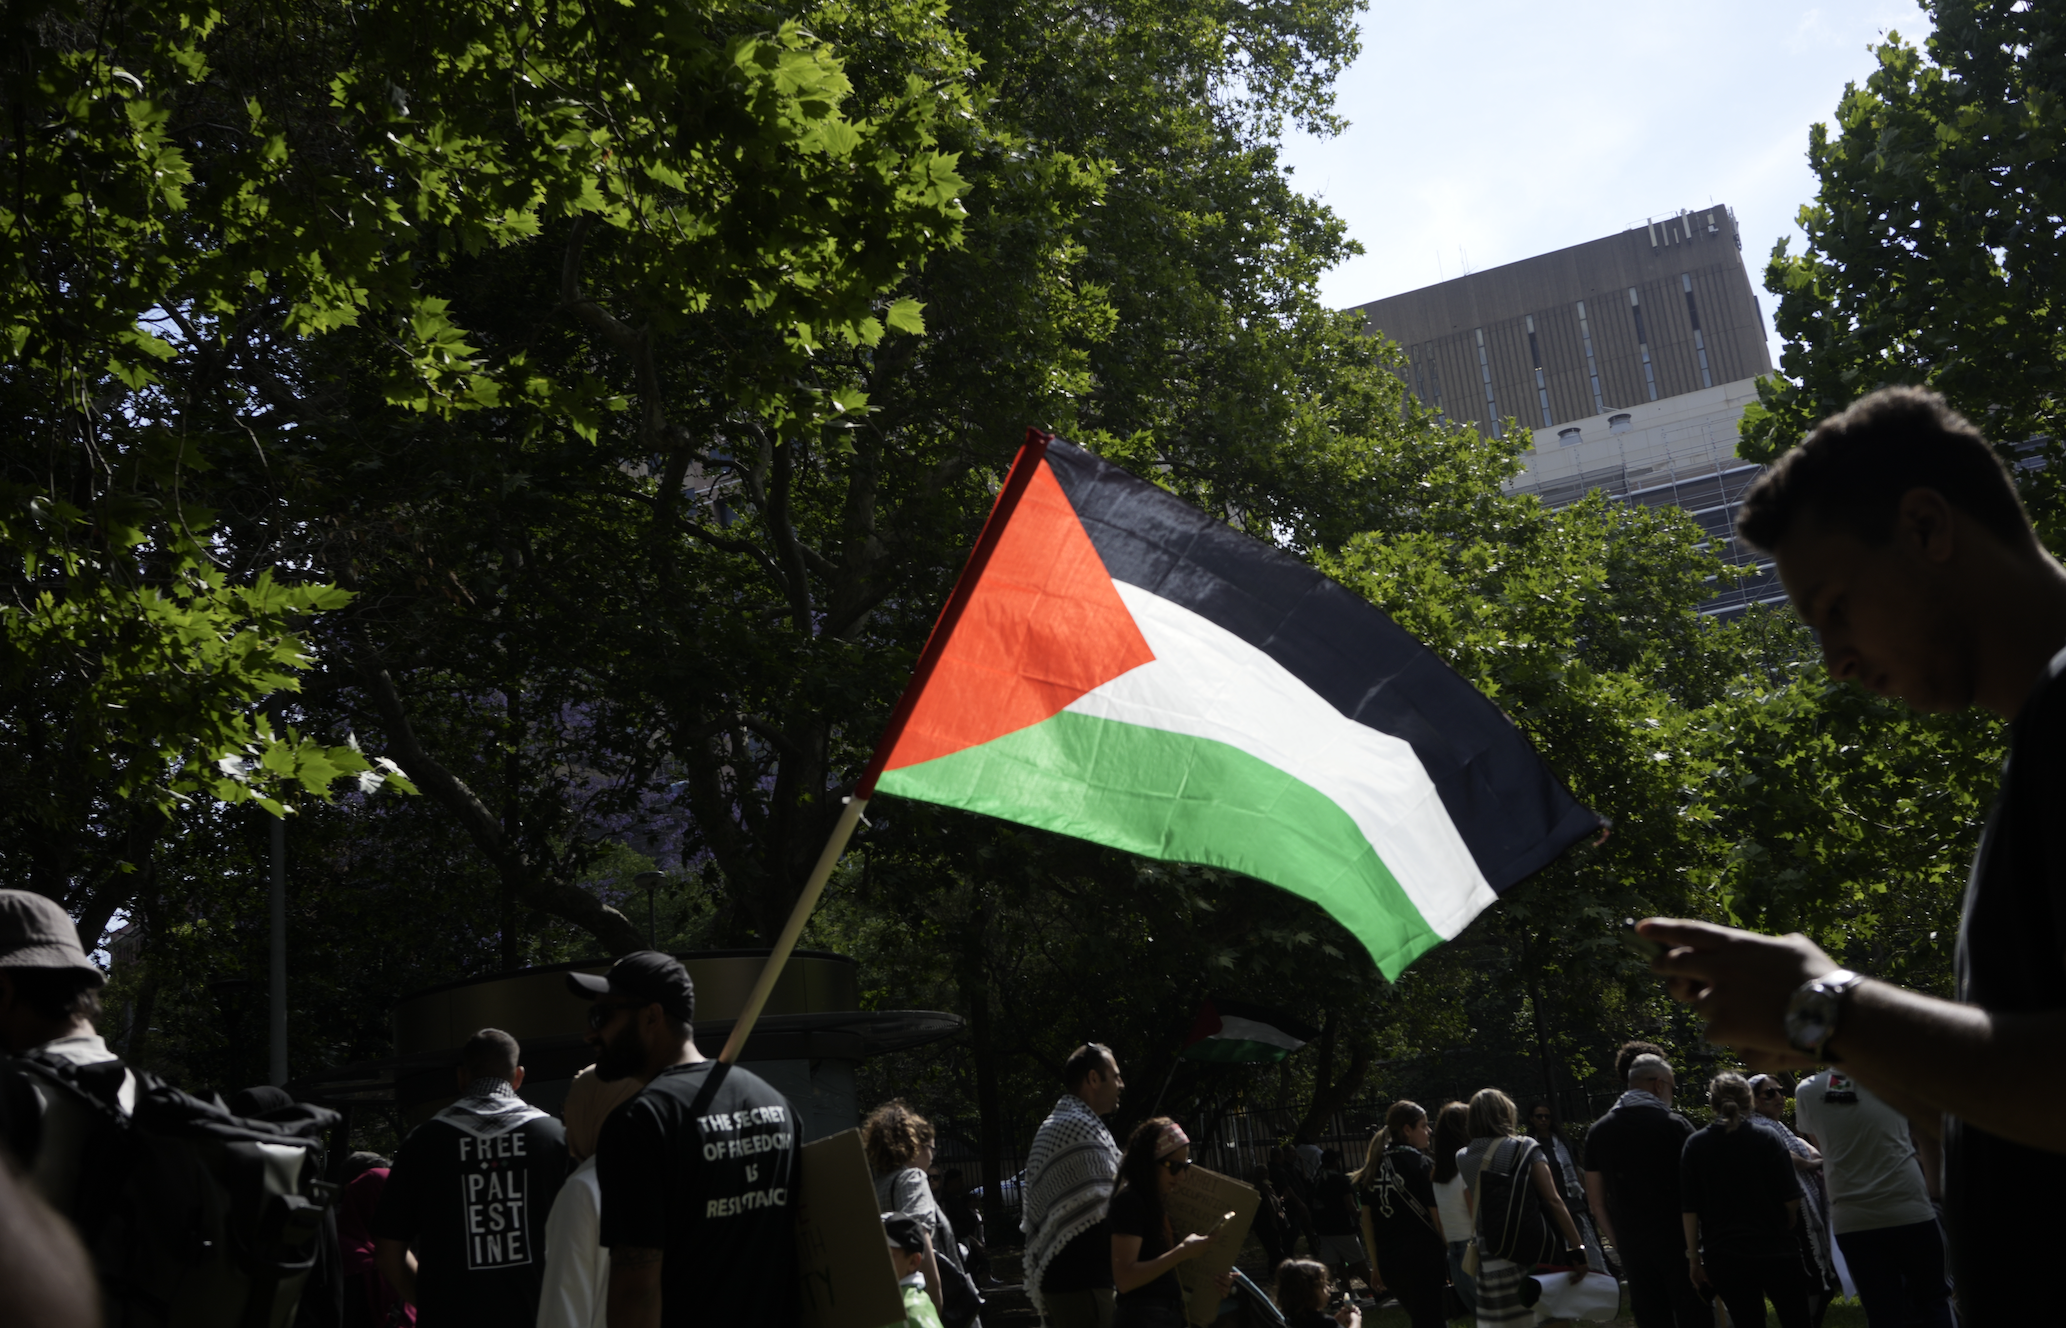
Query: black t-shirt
1107 1185 1182 1307
1581 1103 1693 1251
1364 1148 1442 1257
1949 658 2066 1319
595 1061 800 1327
1310 1170 1357 1235
1043 1220 1113 1292
371 1111 568 1326
1679 1122 1798 1260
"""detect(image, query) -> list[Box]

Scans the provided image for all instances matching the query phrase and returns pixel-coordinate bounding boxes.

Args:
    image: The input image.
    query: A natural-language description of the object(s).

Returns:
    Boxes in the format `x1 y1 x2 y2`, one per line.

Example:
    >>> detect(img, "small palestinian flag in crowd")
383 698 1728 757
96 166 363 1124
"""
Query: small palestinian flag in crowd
1179 998 1319 1064
857 433 1600 979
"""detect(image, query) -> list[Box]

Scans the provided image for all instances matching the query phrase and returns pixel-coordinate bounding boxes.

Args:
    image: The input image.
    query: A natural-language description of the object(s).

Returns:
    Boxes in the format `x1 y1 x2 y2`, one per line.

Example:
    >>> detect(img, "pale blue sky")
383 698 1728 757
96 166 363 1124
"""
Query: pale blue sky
1282 0 1927 353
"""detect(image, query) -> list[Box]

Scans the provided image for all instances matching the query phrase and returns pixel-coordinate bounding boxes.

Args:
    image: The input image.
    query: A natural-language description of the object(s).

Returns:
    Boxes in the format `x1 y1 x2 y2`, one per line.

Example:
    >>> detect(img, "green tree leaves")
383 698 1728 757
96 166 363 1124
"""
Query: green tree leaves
1739 1 2066 531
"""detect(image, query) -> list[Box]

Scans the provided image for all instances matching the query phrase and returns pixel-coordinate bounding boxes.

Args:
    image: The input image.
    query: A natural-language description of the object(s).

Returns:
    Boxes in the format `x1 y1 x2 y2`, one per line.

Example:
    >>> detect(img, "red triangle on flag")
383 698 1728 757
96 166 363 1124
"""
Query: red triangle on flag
878 456 1154 772
1182 998 1225 1048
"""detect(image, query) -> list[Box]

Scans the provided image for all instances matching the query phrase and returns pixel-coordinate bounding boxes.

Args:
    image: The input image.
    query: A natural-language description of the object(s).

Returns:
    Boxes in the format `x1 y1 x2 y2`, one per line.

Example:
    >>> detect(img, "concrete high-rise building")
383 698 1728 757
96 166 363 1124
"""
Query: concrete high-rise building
1355 206 1786 616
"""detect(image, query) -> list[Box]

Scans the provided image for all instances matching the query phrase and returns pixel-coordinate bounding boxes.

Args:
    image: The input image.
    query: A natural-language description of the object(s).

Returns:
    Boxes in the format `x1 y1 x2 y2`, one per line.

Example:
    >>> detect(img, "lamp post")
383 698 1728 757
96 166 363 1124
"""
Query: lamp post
270 813 287 1086
634 871 664 949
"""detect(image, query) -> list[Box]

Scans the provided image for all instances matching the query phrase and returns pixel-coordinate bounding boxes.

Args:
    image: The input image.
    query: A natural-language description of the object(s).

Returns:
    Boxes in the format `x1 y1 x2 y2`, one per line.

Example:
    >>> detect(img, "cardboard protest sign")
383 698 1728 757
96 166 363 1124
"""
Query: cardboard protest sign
796 1129 904 1328
1167 1165 1259 1327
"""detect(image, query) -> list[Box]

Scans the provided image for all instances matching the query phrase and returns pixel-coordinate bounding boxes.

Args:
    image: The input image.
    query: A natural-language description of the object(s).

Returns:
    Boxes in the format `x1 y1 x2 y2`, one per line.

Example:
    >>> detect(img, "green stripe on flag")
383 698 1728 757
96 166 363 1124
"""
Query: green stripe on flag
874 710 1444 978
1180 1038 1296 1065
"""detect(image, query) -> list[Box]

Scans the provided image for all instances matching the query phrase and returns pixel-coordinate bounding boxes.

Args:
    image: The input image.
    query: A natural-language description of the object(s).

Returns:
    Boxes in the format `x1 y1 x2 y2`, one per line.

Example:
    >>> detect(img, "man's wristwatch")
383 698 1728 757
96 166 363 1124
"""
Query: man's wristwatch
1783 969 1864 1059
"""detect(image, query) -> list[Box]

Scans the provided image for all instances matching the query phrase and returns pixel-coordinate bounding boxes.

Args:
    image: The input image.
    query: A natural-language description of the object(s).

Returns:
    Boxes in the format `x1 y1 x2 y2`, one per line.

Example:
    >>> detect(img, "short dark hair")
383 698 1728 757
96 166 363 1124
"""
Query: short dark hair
1063 1042 1114 1092
1614 1040 1665 1085
1737 386 2031 553
1275 1258 1331 1313
459 1028 520 1081
3 967 103 1024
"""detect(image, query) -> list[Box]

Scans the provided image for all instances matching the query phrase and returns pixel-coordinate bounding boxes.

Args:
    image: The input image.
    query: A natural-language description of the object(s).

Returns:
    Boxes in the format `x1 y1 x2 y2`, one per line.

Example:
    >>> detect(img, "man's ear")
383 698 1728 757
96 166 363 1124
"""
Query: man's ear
1898 487 1959 564
511 1065 526 1090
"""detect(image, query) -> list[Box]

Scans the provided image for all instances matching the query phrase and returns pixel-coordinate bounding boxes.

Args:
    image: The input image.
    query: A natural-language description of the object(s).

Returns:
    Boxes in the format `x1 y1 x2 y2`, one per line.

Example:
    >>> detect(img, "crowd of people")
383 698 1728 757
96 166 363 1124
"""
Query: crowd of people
1 389 2056 1328
0 890 1972 1328
1022 1040 1958 1328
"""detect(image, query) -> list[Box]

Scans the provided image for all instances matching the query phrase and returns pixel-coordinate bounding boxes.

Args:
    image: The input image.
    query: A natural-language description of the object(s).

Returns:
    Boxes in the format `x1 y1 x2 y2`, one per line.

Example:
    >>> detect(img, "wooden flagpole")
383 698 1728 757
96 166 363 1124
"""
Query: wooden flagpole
717 795 869 1065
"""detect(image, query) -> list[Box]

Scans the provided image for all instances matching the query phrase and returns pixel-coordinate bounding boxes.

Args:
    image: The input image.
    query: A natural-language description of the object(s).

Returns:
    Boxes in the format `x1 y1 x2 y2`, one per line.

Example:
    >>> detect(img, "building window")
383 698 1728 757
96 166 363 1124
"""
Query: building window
1608 412 1633 434
1575 300 1606 415
1628 287 1658 401
1681 273 1712 388
1475 327 1500 436
1558 426 1582 446
1525 315 1552 426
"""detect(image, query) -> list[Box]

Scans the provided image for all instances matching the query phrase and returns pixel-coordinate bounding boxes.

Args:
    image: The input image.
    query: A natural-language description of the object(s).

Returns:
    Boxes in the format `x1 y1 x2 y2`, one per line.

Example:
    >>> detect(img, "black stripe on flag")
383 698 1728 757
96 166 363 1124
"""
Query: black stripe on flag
1042 437 1600 894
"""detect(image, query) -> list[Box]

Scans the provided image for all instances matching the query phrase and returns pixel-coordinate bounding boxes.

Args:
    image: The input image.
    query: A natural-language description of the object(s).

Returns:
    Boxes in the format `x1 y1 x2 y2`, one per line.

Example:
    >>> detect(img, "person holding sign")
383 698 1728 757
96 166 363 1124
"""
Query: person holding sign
1108 1119 1234 1328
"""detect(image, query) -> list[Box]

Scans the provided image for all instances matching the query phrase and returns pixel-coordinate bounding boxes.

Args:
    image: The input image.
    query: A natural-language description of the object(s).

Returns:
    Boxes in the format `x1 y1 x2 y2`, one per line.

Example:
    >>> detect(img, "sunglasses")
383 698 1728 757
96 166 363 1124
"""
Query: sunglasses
1756 1087 1783 1099
587 999 646 1031
1161 1157 1193 1175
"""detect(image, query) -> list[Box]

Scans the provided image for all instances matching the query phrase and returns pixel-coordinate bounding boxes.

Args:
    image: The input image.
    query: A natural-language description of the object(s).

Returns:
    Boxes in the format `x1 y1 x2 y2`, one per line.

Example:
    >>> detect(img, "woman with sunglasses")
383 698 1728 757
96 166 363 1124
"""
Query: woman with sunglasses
1109 1118 1230 1328
1747 1075 1841 1325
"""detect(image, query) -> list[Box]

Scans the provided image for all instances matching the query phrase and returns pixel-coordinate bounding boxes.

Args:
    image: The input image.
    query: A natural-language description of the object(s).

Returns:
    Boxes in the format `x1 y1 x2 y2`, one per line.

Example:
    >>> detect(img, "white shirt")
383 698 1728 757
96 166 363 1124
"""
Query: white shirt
1432 1173 1471 1244
1794 1069 1935 1236
537 1157 608 1328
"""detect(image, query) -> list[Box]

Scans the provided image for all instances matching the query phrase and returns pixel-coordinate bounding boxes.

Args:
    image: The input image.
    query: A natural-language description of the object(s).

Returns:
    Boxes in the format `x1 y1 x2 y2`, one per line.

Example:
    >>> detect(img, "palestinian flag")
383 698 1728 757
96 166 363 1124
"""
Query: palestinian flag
856 433 1600 978
1180 998 1319 1064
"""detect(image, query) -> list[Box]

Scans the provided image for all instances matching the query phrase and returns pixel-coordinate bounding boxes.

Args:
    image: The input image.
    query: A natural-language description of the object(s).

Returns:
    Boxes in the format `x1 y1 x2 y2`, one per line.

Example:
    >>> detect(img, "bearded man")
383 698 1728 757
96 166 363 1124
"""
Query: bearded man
565 952 800 1328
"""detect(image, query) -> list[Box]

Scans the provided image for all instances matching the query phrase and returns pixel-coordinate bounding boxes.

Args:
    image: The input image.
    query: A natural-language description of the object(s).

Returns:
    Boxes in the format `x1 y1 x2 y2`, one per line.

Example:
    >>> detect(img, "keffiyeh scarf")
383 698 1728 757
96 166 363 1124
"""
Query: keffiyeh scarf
1021 1094 1120 1315
1612 1088 1671 1112
433 1076 547 1138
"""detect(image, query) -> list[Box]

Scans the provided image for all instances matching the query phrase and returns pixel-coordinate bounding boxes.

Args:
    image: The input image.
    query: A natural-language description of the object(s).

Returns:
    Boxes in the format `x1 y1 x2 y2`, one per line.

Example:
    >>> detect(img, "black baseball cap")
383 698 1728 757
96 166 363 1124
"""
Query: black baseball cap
882 1211 926 1254
566 951 694 1023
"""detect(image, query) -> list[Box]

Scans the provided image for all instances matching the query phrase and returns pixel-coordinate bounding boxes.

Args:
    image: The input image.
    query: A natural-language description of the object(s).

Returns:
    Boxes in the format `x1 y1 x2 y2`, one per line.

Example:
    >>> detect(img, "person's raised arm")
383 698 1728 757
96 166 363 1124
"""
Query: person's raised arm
605 1249 663 1328
1111 1230 1213 1293
372 1237 418 1307
1640 918 2066 1152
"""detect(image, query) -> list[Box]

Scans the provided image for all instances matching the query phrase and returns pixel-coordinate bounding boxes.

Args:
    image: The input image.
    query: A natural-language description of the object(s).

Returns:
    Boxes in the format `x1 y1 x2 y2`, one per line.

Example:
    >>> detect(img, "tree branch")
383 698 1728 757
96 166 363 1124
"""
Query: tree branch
767 438 816 630
351 630 646 954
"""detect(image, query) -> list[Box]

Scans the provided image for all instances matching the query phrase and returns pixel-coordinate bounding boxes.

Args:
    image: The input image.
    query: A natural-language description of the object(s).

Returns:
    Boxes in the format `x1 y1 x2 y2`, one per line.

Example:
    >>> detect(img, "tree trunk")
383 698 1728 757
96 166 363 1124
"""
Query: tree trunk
1524 939 1562 1124
1293 1011 1372 1145
502 690 523 971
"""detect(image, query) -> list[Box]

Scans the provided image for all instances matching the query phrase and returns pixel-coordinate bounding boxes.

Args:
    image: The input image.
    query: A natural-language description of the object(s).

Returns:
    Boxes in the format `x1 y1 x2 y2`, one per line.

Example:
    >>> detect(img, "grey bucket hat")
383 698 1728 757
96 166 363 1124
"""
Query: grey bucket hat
0 891 105 980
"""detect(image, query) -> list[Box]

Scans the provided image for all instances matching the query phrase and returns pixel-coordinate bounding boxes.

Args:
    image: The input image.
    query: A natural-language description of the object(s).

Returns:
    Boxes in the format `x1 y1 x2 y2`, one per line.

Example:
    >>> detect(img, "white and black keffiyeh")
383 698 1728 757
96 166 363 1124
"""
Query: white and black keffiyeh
1611 1088 1670 1113
1020 1093 1120 1314
433 1076 548 1138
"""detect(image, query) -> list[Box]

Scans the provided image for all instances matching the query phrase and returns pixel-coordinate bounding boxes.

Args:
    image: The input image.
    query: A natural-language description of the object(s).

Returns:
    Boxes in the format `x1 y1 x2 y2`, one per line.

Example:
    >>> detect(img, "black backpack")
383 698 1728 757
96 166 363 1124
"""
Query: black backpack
1365 1148 1437 1244
1473 1136 1559 1266
10 1051 340 1328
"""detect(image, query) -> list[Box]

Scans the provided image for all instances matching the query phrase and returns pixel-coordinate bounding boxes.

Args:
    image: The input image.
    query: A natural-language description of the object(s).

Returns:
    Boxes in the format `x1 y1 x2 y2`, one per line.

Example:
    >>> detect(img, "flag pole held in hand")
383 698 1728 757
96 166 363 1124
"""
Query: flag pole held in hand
717 795 869 1065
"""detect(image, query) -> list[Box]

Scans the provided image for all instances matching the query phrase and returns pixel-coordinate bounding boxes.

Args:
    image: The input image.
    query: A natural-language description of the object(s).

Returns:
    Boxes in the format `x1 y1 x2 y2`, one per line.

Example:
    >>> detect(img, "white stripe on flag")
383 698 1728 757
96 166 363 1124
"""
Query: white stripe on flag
1212 1014 1305 1050
1066 583 1498 941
